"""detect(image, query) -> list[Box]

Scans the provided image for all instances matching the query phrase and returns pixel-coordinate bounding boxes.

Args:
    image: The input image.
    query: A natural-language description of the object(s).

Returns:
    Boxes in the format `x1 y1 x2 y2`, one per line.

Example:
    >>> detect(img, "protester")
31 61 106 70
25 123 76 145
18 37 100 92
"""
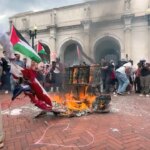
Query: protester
45 61 56 92
139 60 150 97
1 51 11 94
36 66 45 86
115 62 131 95
23 58 27 68
0 26 7 149
10 54 24 92
124 60 134 94
100 59 109 93
54 58 64 91
109 60 117 94
134 62 142 93
14 54 24 67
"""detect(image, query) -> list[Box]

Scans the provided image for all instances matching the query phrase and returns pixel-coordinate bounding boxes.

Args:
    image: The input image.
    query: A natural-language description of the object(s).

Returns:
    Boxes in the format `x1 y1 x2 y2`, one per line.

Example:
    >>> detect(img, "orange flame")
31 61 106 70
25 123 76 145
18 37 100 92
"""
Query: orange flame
51 89 96 112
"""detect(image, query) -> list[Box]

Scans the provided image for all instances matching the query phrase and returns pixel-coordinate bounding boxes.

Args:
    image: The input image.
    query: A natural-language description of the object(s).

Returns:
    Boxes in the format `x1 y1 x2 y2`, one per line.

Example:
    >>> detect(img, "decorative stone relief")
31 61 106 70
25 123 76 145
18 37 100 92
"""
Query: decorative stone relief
81 20 91 33
124 0 131 12
83 4 90 20
50 10 57 26
22 18 28 29
123 13 134 31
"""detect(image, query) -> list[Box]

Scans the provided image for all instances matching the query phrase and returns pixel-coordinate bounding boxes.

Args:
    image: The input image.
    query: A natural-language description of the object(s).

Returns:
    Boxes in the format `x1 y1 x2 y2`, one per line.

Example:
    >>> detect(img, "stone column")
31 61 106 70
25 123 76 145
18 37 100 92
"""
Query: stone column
49 10 57 61
123 0 134 60
81 4 92 62
122 0 134 60
124 26 132 60
82 20 91 56
146 8 150 61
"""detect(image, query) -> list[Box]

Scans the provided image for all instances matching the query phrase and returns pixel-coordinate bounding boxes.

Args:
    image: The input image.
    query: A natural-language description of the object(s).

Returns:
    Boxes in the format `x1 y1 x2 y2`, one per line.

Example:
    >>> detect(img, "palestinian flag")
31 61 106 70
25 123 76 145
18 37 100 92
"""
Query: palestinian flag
10 25 41 63
37 41 47 55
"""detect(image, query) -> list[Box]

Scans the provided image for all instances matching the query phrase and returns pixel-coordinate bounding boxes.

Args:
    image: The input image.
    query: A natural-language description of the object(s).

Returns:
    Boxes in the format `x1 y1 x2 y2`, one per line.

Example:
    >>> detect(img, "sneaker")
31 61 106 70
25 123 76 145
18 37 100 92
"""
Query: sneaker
113 92 116 95
127 92 131 95
139 94 144 97
117 92 123 95
0 141 4 149
5 90 8 94
146 94 150 97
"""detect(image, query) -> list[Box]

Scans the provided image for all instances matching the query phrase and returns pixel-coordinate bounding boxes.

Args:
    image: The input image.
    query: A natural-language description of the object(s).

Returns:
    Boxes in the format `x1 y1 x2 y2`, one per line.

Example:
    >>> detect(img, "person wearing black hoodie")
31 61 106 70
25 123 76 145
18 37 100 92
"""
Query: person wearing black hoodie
1 53 11 93
139 60 150 97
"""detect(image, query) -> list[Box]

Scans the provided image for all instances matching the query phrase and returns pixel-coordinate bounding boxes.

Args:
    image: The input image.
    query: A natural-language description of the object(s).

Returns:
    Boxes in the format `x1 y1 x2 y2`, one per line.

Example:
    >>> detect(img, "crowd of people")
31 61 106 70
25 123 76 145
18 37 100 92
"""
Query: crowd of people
0 50 150 97
100 59 150 97
0 50 150 149
0 53 64 94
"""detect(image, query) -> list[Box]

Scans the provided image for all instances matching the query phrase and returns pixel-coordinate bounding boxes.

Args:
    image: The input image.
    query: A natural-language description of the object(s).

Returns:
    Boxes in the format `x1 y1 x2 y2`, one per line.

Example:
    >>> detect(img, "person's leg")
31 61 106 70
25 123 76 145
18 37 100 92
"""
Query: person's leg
140 76 145 95
137 77 141 93
0 103 4 148
105 76 111 93
145 75 150 95
116 72 123 93
119 74 130 93
102 77 106 92
134 77 137 92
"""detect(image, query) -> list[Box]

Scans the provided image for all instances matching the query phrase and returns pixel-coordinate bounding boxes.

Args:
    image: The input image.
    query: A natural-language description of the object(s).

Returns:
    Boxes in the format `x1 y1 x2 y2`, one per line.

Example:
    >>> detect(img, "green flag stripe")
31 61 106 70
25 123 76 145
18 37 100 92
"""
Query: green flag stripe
14 43 41 63
38 49 47 54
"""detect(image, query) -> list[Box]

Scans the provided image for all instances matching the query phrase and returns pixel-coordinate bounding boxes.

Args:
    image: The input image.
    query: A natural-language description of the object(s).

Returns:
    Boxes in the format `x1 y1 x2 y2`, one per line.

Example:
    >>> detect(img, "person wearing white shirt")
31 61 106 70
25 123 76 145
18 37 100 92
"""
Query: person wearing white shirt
115 62 132 95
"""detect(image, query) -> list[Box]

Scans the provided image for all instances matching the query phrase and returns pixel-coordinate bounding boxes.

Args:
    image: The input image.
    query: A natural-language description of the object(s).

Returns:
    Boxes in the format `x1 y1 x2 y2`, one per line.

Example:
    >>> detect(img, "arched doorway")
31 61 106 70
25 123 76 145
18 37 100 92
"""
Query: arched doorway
60 40 83 67
35 42 51 63
94 36 121 64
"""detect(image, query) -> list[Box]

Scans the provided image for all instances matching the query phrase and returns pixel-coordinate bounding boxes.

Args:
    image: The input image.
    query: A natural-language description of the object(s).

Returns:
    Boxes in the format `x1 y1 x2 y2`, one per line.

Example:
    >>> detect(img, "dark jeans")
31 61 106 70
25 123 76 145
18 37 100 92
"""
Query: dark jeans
1 72 11 91
134 77 141 93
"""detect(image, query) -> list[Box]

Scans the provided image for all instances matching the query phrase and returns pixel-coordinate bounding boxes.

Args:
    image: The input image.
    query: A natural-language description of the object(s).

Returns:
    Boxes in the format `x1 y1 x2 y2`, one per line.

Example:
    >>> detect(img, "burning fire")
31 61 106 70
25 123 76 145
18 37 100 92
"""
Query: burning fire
49 64 110 116
50 90 96 113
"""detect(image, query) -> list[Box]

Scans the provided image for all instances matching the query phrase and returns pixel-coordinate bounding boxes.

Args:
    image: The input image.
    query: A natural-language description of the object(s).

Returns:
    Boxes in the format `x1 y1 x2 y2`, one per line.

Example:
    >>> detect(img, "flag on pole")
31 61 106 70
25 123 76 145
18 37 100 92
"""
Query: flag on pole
10 25 41 63
37 41 47 55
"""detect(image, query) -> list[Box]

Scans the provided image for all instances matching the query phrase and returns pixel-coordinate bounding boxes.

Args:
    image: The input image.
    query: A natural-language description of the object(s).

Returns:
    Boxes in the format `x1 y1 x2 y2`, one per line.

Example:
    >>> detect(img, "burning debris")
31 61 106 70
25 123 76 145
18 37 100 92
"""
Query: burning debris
11 64 111 118
50 65 111 117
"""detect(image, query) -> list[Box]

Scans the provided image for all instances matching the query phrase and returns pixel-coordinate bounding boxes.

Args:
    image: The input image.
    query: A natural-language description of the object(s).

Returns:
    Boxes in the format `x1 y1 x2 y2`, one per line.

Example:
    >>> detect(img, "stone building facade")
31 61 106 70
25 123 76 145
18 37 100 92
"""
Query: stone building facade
9 0 150 66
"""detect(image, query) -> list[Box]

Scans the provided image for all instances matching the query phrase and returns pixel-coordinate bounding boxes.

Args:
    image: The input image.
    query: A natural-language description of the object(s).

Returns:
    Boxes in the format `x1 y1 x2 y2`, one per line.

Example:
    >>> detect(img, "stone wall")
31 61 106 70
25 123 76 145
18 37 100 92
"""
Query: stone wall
9 0 150 65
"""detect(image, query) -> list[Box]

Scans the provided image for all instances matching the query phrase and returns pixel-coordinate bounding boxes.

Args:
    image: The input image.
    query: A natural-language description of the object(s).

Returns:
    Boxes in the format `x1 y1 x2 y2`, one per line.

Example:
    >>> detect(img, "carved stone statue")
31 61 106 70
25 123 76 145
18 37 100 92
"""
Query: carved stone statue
84 4 90 19
50 10 57 26
125 0 131 11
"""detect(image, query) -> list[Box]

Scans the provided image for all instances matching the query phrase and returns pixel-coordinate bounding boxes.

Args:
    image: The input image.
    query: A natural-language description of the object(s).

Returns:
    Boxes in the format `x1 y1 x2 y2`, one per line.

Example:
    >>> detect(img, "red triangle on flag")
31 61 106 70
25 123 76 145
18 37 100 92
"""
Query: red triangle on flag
37 41 43 53
10 25 20 46
37 41 47 54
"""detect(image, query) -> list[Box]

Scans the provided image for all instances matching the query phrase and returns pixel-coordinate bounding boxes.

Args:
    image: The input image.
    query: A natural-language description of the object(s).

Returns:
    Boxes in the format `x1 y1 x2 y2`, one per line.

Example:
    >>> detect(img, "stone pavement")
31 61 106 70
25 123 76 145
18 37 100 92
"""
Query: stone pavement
0 93 150 150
